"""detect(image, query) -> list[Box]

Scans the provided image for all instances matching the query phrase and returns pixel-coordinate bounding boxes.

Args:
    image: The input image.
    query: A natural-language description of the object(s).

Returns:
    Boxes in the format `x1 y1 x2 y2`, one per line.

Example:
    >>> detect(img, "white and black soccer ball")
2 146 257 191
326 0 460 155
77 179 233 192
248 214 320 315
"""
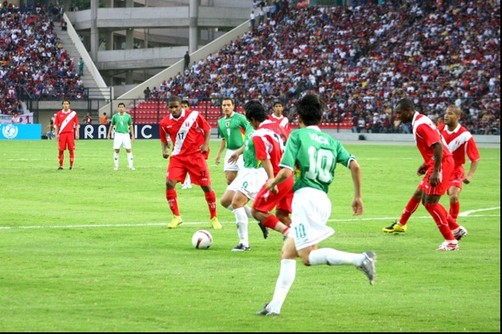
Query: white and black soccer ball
192 230 213 249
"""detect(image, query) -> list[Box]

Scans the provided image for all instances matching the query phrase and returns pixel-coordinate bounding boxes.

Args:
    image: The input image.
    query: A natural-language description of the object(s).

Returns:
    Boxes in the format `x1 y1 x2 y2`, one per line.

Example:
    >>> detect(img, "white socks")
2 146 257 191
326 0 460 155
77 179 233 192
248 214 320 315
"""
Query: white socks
267 259 296 314
308 248 366 266
243 205 253 218
233 207 249 246
114 152 119 168
127 152 134 168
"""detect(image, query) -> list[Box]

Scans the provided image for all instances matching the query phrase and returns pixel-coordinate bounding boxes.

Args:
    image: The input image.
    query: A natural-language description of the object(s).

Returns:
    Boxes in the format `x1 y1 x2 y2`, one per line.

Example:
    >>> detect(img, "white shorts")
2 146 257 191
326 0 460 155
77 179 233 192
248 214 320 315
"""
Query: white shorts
291 187 334 251
113 132 132 150
224 148 244 172
227 167 267 201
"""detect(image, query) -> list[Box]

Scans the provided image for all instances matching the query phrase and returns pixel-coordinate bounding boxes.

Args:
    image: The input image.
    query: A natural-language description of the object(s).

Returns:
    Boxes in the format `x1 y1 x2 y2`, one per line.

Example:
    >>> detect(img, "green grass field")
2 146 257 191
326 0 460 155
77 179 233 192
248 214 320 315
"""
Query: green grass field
0 138 499 332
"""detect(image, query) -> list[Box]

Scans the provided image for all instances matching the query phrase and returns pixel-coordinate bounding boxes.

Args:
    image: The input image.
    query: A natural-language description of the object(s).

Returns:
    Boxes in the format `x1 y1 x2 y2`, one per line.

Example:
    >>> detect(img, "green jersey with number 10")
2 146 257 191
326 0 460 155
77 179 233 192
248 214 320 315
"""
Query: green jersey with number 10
279 126 355 193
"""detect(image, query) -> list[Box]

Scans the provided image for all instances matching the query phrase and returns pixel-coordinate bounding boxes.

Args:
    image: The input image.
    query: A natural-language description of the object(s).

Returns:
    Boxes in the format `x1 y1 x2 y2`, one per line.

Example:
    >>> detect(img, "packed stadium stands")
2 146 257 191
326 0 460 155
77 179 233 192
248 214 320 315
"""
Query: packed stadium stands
131 0 500 134
0 2 86 117
1 0 500 135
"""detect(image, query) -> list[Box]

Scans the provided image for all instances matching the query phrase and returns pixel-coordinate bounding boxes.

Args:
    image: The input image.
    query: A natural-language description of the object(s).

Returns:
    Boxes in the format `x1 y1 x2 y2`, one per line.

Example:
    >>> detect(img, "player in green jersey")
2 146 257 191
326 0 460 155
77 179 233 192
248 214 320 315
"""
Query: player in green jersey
215 98 253 185
220 126 269 251
107 102 135 170
256 94 376 317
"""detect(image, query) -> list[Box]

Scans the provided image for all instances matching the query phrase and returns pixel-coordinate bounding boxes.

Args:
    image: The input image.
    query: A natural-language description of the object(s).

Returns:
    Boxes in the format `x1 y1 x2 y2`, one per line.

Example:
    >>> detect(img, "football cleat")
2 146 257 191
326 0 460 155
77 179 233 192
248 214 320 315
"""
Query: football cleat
210 217 222 229
231 243 250 252
383 221 407 233
437 241 459 251
453 226 468 240
258 222 269 239
167 215 183 229
357 251 377 285
256 303 279 316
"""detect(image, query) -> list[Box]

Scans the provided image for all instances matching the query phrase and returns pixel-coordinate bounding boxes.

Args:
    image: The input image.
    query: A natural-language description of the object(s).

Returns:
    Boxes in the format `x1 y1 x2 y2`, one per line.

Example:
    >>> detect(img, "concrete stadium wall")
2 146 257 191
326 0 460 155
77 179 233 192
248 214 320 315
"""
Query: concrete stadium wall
323 130 500 146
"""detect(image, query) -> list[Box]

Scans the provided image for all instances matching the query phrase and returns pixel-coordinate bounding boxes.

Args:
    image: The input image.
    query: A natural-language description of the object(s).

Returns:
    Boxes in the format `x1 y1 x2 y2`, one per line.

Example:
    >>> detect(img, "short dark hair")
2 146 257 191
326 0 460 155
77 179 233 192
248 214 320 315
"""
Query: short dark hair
118 102 126 107
222 97 234 105
395 98 415 112
168 96 182 104
297 94 323 126
273 100 282 106
181 99 189 105
244 100 267 123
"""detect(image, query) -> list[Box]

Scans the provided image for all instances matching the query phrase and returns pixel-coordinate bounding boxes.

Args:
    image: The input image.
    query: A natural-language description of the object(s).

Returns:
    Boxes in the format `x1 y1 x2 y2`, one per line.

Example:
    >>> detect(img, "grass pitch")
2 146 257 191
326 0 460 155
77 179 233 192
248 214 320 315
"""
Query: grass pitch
0 138 499 332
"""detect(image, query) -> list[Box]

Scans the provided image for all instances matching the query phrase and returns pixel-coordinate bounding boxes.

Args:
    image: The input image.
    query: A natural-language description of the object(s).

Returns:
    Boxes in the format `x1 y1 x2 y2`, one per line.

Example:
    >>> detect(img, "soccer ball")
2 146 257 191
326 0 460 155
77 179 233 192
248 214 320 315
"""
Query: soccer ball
192 230 213 249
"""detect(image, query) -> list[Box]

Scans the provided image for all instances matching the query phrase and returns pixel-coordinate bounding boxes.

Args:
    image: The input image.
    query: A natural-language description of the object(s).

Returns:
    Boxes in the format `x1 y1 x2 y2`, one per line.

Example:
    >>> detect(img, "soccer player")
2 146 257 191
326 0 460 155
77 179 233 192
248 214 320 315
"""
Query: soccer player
215 98 253 185
268 100 291 139
388 98 459 250
180 99 192 189
256 94 375 317
220 126 270 251
383 105 480 240
54 100 80 170
159 96 221 230
246 100 292 239
107 102 135 171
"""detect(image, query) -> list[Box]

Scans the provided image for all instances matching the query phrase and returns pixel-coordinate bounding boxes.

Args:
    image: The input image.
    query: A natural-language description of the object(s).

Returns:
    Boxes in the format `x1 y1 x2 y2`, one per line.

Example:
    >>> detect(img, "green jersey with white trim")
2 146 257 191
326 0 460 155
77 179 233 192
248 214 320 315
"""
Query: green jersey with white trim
111 113 132 133
242 129 260 168
217 112 253 150
279 126 355 193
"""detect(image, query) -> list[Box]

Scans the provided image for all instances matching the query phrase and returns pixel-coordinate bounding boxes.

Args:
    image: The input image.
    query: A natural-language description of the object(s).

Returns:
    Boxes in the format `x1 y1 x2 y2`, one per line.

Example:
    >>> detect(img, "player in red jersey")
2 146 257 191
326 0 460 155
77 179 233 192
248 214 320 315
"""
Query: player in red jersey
159 96 221 230
244 100 293 239
53 100 80 170
384 105 480 241
440 105 480 219
385 99 460 251
268 100 291 140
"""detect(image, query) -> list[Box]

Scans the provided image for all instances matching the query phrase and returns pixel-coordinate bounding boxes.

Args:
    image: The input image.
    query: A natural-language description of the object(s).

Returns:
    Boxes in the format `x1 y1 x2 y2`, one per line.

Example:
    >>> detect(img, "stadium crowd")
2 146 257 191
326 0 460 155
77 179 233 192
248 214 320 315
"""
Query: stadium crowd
152 0 500 135
0 1 86 116
0 0 499 135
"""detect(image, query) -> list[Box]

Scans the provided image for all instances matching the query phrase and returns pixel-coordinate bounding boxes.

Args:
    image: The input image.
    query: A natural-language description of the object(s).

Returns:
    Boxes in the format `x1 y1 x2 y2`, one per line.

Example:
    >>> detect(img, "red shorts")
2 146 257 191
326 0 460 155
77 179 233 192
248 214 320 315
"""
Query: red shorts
449 165 465 189
253 173 294 214
418 156 454 196
58 132 75 151
167 154 211 186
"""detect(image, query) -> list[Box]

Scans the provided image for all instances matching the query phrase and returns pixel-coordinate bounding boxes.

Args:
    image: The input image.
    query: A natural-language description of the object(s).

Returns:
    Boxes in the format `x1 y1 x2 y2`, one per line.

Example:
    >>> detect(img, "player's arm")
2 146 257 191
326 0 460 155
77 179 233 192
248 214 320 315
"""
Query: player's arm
107 119 114 139
75 123 80 140
464 159 479 184
161 141 170 159
417 163 427 176
348 159 363 216
430 142 443 186
215 138 226 164
266 167 292 194
464 140 480 184
129 123 135 141
228 144 244 164
200 126 211 154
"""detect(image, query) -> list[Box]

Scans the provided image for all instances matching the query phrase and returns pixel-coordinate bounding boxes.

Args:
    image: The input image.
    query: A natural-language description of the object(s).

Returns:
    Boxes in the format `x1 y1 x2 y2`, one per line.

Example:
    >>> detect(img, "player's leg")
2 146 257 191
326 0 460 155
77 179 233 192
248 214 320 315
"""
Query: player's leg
123 133 134 170
383 186 422 233
166 158 184 228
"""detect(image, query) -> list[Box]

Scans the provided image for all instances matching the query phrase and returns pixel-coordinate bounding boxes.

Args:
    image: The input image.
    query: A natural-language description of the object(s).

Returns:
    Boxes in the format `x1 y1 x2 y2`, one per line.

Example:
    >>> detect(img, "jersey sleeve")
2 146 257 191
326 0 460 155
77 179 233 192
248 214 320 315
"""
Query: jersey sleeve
159 119 168 143
279 131 299 170
334 140 355 168
417 123 441 148
197 114 211 134
466 137 480 162
252 135 268 161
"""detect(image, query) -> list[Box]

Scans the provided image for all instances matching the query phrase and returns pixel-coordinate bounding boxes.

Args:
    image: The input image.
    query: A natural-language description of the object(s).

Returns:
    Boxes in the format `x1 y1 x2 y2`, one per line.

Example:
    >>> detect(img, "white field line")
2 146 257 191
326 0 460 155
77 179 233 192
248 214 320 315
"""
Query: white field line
0 208 499 231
